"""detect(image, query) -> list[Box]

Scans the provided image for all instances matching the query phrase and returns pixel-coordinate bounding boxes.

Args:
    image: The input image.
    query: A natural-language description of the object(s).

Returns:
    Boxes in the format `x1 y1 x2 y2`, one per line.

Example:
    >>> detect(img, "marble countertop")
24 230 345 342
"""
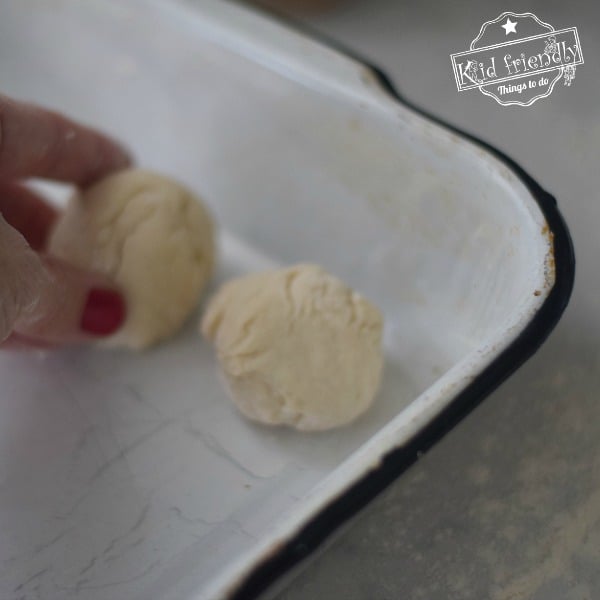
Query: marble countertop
271 1 600 598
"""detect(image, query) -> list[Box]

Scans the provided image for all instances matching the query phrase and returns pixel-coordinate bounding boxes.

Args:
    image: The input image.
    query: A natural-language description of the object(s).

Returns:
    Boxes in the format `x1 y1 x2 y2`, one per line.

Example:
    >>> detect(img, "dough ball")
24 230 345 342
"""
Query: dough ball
49 168 215 349
201 264 383 431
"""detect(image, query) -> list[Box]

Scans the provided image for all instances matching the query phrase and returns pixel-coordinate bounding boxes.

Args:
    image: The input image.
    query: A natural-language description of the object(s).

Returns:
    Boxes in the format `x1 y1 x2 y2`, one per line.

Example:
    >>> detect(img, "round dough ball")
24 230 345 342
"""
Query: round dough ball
201 264 383 431
49 168 215 349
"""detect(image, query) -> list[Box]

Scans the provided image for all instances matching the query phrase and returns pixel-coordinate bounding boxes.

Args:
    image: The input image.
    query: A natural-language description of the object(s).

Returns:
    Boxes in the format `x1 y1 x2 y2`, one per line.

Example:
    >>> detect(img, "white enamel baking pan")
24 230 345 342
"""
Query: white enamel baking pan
0 1 574 599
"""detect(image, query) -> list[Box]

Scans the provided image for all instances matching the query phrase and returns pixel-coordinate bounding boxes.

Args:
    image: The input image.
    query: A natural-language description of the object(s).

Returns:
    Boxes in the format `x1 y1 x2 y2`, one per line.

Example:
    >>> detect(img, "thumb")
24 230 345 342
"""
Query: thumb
0 216 126 345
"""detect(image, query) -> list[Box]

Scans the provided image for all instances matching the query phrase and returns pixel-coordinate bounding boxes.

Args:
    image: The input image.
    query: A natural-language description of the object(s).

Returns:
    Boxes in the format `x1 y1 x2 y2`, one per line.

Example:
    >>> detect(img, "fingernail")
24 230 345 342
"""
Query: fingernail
80 288 126 336
106 139 132 169
113 147 132 168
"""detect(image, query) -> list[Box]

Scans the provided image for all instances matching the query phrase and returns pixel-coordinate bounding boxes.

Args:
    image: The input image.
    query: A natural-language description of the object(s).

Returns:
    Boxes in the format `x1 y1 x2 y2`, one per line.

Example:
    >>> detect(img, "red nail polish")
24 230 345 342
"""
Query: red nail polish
80 288 126 336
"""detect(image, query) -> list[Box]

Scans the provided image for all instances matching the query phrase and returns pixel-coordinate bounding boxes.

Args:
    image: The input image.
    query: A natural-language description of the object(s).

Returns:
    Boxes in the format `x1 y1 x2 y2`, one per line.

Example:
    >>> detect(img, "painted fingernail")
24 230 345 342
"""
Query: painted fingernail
80 288 126 336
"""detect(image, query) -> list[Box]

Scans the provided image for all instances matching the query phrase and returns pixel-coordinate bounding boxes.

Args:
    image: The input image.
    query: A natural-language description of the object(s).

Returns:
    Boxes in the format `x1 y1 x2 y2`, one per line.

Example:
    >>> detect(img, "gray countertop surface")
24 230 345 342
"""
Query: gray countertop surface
269 0 600 598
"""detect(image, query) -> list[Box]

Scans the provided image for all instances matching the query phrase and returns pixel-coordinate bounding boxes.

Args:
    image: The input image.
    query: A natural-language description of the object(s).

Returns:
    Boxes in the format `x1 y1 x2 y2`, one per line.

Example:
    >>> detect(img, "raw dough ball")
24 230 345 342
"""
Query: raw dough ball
201 264 383 431
49 168 215 349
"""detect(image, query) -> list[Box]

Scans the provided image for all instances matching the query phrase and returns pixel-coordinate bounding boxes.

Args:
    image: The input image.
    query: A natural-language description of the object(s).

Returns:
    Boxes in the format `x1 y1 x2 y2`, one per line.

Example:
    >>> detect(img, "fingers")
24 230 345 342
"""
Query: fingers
0 94 131 186
0 215 126 346
0 180 59 251
0 95 131 349
13 255 126 345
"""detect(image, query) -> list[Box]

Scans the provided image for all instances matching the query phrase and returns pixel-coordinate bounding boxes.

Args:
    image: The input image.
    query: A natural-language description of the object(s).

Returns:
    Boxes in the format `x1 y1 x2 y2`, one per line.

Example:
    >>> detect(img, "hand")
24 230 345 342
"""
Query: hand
0 94 131 347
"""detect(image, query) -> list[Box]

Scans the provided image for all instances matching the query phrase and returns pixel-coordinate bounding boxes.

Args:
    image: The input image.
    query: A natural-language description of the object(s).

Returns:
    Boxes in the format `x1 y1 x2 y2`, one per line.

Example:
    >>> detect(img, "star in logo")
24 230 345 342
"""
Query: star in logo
501 17 517 35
